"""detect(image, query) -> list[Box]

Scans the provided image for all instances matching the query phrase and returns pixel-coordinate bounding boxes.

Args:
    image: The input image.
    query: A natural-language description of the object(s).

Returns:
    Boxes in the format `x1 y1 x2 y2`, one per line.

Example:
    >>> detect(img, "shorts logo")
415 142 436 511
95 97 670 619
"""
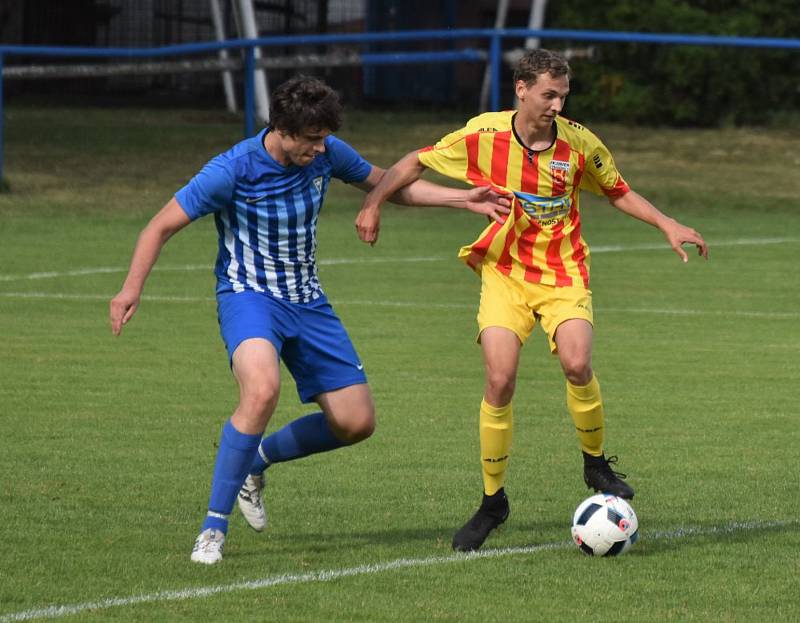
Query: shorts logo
356 363 364 370
313 176 324 194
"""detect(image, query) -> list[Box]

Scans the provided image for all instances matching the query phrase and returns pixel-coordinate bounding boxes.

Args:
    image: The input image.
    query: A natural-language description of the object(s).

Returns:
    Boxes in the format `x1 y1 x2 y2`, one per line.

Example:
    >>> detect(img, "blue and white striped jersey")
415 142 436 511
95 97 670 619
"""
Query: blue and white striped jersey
175 128 372 303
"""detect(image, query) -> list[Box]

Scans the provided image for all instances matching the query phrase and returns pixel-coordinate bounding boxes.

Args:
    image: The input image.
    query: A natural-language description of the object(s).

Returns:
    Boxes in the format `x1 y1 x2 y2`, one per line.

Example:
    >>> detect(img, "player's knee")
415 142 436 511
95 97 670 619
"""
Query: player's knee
350 408 376 442
350 418 375 443
241 380 280 417
485 371 516 405
336 405 376 443
561 358 593 386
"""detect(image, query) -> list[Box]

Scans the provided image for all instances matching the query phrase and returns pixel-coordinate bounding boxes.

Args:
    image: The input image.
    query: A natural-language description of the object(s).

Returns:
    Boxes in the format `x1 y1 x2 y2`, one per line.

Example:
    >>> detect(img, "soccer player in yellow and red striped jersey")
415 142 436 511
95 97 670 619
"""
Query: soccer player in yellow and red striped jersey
356 49 708 552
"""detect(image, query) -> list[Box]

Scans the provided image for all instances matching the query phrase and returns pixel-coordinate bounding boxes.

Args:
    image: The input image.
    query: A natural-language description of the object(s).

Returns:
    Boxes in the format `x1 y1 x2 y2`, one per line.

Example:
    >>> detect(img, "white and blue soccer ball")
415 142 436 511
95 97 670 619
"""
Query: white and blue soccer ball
571 493 639 556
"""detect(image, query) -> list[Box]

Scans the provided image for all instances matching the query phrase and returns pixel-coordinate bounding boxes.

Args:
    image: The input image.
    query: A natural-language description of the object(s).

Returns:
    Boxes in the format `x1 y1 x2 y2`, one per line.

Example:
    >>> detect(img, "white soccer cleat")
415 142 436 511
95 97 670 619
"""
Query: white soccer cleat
237 473 267 532
190 528 225 564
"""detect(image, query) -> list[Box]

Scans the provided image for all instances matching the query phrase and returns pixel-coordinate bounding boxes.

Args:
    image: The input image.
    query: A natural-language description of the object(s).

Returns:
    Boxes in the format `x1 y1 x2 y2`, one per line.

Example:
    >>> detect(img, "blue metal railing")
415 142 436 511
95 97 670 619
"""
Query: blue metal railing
1 28 799 185
0 52 4 190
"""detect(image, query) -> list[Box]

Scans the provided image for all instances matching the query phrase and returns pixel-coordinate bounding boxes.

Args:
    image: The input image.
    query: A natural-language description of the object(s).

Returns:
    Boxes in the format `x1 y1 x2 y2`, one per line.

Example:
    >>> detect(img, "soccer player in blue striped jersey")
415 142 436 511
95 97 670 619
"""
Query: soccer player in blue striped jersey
109 76 510 564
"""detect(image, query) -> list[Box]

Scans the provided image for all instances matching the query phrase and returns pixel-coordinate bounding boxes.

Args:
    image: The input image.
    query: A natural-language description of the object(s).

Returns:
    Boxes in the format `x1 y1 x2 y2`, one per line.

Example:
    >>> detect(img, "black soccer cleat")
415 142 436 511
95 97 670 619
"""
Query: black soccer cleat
583 453 635 499
452 488 510 552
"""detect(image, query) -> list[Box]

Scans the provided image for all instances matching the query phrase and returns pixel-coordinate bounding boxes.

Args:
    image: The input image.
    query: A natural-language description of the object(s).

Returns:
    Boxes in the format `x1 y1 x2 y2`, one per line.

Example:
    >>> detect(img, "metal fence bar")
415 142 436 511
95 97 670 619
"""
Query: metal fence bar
360 49 485 65
3 58 240 79
489 34 502 112
0 53 4 189
244 47 255 138
3 50 487 80
512 28 800 49
3 28 799 60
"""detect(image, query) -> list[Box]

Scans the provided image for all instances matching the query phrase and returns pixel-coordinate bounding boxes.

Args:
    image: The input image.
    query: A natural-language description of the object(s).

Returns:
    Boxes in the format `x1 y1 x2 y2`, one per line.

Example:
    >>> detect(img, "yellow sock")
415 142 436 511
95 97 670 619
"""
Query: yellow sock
566 375 605 457
479 399 513 495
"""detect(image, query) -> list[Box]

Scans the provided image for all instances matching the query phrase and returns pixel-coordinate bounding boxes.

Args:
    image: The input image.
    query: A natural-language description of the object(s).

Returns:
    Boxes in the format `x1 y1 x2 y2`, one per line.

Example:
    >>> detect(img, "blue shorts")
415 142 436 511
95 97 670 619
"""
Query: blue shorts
217 290 367 403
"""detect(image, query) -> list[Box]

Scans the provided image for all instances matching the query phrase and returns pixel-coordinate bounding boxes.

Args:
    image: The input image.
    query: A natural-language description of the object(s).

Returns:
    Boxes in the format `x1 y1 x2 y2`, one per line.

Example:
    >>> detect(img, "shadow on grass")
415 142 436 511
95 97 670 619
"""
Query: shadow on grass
231 517 569 561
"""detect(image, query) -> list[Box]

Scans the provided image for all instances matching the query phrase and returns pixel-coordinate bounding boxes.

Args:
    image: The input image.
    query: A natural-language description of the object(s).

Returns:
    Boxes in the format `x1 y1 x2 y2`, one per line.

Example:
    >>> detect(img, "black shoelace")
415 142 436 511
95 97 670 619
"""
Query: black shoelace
602 455 628 480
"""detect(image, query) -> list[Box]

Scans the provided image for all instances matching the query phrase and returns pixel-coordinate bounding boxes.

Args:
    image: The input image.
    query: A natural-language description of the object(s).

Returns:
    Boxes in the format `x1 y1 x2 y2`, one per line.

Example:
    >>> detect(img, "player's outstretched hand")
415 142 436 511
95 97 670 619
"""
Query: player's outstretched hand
355 204 381 246
465 185 512 224
109 289 140 336
663 220 709 263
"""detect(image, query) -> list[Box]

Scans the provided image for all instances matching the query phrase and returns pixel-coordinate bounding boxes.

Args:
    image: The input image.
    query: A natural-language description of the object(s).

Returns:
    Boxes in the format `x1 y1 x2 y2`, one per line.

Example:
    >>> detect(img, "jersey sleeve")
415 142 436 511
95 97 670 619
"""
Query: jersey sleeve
174 155 236 220
326 135 373 183
580 135 630 199
416 125 471 183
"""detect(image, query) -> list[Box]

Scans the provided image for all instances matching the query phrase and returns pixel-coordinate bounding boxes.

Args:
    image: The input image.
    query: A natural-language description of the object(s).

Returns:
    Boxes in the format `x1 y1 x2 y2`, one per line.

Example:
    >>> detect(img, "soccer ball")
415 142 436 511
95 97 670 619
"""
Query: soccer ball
571 493 639 556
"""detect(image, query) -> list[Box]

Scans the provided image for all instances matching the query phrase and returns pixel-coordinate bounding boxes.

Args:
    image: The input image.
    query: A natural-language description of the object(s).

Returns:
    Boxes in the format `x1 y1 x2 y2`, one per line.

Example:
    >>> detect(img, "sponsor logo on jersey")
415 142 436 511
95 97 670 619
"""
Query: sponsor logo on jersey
513 191 572 223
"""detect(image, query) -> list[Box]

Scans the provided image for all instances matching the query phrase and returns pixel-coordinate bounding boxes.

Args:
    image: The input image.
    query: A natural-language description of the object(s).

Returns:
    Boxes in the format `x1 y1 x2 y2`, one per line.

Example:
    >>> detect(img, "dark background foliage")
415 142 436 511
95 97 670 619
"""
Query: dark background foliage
547 0 800 126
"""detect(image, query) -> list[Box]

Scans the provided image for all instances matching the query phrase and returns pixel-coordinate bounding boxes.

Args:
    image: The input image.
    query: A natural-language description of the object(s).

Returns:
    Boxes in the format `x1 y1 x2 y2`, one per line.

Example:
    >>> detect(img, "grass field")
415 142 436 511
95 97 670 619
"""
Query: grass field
1 107 799 622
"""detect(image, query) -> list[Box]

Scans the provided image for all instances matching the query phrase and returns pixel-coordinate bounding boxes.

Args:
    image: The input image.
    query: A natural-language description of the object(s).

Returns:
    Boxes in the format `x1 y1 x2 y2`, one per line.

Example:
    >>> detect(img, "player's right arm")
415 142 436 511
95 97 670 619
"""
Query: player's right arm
109 197 191 336
355 151 428 245
356 117 504 245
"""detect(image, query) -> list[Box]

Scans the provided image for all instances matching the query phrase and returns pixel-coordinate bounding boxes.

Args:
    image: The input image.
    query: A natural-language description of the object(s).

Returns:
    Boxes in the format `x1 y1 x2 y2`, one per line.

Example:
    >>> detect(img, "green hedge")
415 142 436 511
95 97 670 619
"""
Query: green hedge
547 0 800 126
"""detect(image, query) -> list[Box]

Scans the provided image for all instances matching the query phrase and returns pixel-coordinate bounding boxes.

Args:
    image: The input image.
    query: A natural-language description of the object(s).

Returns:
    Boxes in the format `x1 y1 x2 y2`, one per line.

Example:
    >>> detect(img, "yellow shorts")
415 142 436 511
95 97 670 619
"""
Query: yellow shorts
477 264 594 353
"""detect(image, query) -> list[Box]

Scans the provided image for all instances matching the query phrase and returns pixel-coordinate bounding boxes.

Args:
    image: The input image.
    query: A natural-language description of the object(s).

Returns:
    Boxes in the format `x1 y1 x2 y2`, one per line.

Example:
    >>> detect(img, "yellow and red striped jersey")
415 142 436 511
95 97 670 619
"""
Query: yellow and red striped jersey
417 111 629 288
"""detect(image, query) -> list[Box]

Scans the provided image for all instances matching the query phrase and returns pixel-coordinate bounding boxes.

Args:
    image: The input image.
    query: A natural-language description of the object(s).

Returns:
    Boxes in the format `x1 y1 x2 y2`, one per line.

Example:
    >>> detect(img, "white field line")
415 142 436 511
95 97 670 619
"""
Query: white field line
0 291 797 320
0 236 797 284
332 301 800 320
0 292 214 303
0 257 442 283
589 236 799 254
0 519 794 623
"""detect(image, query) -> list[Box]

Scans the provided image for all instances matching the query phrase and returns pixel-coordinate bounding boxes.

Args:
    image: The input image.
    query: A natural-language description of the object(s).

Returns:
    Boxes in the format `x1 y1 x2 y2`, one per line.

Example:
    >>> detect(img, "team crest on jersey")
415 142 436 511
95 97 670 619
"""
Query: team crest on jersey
313 176 324 193
550 159 570 185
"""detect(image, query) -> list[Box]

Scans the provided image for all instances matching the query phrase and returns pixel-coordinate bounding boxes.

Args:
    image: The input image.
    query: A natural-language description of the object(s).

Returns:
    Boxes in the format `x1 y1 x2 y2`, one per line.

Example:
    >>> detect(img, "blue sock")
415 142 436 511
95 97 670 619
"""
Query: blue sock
249 412 347 474
201 419 262 535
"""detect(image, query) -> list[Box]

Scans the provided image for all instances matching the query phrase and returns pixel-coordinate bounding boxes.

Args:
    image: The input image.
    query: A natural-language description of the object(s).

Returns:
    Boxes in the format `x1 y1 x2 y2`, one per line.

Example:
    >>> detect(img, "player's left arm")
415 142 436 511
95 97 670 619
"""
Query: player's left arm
610 190 709 262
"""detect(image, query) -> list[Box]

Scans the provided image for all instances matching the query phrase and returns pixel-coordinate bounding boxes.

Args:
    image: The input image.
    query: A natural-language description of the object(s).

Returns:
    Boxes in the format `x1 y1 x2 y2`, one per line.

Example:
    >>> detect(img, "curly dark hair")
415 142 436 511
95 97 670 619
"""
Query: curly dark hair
513 49 571 86
267 75 342 135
